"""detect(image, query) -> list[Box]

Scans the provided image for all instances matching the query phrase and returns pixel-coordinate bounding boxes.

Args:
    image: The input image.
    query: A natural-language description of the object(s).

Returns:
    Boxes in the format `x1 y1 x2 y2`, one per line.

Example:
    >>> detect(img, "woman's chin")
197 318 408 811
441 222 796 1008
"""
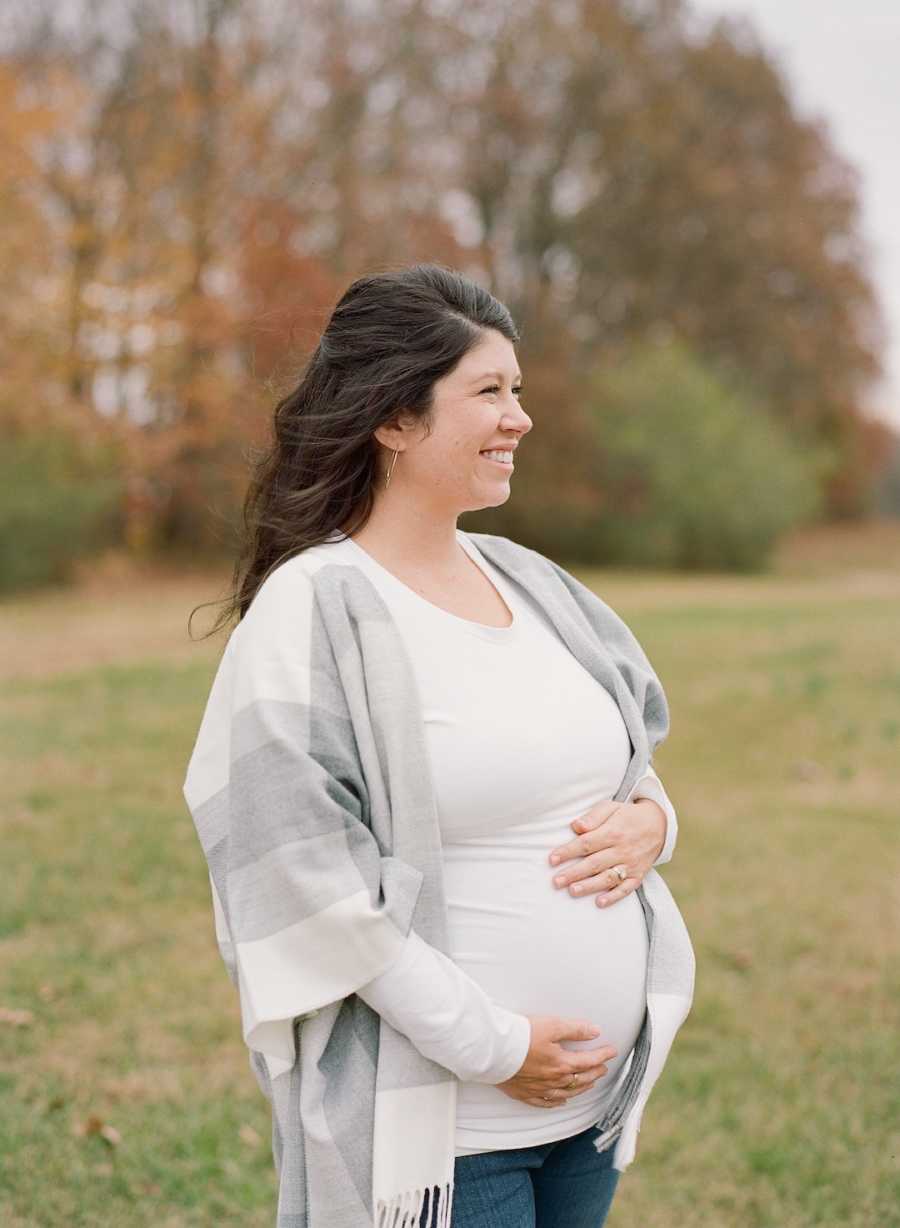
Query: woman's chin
475 477 513 500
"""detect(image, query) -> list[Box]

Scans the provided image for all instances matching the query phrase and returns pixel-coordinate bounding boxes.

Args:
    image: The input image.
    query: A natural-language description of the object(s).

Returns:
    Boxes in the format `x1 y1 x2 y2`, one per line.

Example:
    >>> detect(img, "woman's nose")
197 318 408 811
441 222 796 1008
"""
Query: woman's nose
505 399 533 433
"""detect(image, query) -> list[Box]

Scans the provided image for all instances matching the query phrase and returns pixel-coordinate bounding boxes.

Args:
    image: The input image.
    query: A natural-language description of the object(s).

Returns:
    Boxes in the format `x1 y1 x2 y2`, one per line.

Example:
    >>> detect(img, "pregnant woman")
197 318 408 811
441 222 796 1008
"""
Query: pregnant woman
183 263 695 1228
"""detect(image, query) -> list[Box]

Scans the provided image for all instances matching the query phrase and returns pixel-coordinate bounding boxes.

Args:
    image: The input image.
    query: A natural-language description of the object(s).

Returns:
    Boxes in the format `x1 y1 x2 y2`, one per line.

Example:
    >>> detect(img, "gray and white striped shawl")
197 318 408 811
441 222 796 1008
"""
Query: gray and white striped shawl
182 529 696 1228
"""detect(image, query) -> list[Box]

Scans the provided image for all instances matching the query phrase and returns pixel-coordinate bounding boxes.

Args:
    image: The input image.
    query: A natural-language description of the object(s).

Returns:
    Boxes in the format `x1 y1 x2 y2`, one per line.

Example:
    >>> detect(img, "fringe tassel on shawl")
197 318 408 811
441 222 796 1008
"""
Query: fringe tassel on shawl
375 1180 454 1228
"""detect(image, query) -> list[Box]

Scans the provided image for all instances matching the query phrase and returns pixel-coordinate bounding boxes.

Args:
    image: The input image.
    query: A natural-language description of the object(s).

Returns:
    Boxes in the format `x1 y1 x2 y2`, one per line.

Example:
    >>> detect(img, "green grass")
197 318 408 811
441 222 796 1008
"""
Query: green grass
1 656 279 1226
1 535 899 1226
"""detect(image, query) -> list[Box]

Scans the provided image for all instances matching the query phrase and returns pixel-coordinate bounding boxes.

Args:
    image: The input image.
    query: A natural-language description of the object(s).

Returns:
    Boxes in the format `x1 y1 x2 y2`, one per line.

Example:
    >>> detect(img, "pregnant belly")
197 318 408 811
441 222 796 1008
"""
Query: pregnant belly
442 832 650 1068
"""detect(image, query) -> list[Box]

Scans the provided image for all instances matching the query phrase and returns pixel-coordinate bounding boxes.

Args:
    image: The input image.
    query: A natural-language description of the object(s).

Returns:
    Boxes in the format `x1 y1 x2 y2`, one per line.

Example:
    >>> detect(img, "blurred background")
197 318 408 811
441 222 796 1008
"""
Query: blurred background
1 2 898 1226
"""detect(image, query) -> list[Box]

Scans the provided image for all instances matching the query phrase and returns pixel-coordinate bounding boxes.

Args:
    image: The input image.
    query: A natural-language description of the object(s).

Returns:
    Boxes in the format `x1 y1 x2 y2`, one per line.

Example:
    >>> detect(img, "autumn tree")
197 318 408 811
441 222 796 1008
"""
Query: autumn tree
1 0 888 577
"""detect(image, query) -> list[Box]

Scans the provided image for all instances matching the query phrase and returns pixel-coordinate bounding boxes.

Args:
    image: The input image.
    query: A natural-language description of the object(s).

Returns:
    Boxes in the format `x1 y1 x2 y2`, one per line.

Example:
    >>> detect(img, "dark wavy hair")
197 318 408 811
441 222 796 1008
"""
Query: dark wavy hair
190 262 520 640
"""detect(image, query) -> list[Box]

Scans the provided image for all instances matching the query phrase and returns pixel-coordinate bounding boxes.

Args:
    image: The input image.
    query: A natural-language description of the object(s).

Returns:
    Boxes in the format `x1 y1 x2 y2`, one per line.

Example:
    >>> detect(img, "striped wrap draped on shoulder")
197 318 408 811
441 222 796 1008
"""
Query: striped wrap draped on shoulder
182 530 696 1227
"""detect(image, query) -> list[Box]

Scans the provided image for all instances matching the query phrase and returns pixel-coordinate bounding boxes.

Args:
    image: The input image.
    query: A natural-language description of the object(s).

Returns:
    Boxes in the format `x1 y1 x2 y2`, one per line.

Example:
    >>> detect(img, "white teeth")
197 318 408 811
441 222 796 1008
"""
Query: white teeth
481 450 513 463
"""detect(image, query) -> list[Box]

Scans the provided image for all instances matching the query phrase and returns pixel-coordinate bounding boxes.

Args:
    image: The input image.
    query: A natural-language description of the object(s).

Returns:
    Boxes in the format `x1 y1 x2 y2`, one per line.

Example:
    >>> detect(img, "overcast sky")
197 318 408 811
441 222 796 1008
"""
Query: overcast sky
686 0 900 429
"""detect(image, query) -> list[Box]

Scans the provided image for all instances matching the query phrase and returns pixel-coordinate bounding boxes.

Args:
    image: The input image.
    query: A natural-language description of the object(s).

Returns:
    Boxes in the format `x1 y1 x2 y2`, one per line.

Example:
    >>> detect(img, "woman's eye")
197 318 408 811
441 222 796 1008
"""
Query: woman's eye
480 385 524 397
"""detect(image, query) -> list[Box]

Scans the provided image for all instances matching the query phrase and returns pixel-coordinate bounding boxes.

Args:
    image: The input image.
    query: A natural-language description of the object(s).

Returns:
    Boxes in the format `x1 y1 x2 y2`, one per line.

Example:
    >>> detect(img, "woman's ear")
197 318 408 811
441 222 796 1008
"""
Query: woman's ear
372 424 402 452
373 413 417 452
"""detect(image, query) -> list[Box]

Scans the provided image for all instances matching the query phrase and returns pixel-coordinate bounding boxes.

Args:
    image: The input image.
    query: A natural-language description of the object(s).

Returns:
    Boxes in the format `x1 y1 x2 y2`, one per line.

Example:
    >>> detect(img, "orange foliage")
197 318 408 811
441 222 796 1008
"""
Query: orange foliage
0 0 892 558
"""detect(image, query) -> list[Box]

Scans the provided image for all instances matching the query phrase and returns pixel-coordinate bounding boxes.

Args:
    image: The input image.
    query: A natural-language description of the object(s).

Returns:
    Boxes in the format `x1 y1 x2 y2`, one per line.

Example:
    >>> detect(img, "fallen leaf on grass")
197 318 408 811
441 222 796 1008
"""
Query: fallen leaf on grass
74 1114 123 1146
0 1006 34 1026
708 946 754 973
790 758 824 782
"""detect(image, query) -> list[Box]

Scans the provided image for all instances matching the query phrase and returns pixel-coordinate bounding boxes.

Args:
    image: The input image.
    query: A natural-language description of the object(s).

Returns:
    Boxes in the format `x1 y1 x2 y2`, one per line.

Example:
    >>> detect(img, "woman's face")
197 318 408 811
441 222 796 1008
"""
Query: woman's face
387 328 533 515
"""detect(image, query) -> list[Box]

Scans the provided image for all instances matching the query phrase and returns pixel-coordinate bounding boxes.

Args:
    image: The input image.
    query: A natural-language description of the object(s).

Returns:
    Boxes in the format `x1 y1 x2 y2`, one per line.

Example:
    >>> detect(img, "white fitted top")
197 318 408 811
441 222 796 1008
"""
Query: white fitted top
305 528 678 1155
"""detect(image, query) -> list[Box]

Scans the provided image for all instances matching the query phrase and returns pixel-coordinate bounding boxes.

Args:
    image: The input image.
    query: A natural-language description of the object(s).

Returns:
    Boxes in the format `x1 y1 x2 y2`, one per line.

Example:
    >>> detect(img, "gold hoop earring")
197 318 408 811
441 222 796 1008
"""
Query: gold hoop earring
384 448 399 490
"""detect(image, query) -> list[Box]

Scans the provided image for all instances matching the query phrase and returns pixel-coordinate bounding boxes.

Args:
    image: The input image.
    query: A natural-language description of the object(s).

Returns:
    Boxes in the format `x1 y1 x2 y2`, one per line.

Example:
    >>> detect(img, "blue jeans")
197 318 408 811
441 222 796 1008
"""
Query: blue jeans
423 1123 620 1227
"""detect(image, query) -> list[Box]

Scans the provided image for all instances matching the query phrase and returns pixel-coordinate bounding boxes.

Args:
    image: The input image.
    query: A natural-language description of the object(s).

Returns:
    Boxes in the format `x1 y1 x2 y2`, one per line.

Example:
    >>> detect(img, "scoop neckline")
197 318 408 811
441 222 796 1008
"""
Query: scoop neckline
340 530 521 643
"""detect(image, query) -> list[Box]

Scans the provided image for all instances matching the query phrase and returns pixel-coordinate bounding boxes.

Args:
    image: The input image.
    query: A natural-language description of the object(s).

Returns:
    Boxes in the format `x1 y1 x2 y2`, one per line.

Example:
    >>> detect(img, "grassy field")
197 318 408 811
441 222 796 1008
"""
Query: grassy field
1 521 899 1227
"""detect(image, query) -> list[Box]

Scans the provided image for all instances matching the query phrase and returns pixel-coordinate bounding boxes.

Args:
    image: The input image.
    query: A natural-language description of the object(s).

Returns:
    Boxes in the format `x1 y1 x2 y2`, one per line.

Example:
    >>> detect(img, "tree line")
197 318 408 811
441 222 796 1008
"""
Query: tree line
1 0 896 586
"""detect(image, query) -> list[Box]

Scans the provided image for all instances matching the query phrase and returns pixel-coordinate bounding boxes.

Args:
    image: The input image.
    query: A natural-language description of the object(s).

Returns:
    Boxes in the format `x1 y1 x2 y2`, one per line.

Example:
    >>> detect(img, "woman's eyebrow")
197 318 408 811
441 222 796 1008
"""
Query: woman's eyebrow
469 370 524 384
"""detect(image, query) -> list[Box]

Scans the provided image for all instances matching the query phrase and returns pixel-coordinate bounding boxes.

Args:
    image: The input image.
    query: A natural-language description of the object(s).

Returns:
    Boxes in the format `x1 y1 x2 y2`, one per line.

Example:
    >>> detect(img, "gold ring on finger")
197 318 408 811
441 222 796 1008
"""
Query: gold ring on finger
611 864 628 882
566 1076 579 1089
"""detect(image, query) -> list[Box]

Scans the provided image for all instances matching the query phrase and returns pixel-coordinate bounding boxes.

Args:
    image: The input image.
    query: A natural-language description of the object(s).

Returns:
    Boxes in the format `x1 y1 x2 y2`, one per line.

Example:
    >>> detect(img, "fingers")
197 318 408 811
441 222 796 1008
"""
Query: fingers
569 801 620 834
546 1024 617 1063
532 1047 616 1088
549 805 623 867
573 1048 615 1074
549 830 616 868
515 1021 618 1109
553 859 640 898
521 1058 612 1108
547 1016 602 1043
594 877 641 908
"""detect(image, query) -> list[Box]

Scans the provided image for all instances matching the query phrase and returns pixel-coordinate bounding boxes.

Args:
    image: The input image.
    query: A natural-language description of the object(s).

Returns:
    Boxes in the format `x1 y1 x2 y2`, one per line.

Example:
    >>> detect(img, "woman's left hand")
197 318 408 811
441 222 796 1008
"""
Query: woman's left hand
548 799 667 908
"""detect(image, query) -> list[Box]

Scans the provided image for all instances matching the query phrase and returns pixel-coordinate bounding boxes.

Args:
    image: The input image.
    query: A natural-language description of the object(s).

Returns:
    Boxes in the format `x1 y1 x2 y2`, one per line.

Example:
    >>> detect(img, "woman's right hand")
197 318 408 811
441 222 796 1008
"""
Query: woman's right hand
495 1016 618 1108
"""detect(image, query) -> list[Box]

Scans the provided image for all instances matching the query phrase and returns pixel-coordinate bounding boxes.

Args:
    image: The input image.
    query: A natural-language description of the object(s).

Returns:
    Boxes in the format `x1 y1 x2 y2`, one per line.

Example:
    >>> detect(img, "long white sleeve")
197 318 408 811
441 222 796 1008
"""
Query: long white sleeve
627 763 678 866
356 929 532 1085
